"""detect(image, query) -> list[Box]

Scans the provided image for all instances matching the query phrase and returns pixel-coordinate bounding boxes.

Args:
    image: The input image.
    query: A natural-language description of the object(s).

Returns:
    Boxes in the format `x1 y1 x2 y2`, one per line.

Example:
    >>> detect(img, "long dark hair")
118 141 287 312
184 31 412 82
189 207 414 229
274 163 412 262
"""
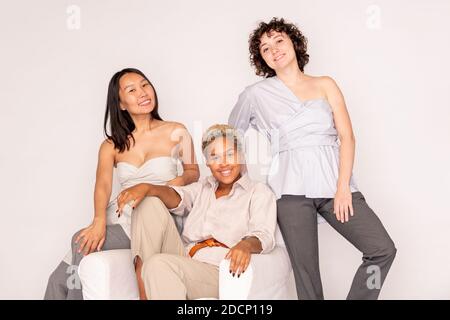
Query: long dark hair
103 68 163 153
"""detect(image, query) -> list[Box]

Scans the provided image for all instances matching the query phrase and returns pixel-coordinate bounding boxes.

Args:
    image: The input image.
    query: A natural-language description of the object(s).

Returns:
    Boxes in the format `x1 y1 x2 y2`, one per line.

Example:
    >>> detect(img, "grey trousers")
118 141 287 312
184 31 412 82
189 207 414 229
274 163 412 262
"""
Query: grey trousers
44 224 130 300
277 191 396 300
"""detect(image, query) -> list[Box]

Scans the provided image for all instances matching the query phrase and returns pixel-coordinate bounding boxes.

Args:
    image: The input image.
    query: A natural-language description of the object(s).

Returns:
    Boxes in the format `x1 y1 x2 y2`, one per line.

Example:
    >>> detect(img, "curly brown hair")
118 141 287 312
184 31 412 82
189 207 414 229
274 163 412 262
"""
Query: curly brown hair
249 17 309 78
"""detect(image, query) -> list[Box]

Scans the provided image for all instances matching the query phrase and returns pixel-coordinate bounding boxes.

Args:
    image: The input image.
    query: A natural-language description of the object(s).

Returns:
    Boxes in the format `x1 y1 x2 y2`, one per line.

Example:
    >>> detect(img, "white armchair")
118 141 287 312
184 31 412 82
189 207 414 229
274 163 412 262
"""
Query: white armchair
78 226 297 300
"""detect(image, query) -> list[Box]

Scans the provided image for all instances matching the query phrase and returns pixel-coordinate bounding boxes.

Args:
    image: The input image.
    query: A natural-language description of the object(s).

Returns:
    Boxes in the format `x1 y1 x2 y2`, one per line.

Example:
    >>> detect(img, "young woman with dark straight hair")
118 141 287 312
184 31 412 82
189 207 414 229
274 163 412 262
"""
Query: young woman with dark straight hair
45 68 199 299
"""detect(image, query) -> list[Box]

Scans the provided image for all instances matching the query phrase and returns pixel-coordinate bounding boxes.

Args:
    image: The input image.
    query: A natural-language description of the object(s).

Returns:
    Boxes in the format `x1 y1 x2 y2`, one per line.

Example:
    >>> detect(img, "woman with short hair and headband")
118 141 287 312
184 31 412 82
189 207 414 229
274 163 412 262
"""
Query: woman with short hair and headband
116 124 277 299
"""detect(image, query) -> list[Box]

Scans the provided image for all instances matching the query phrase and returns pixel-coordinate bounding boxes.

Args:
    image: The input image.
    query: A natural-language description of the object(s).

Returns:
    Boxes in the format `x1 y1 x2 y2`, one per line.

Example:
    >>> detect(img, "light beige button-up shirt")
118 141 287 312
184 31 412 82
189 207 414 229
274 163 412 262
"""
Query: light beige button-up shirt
170 173 277 266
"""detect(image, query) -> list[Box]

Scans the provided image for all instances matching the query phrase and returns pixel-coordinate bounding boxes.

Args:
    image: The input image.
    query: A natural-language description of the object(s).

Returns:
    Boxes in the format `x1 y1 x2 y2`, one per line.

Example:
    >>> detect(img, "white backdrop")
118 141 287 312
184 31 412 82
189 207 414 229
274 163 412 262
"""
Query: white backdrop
1 0 449 299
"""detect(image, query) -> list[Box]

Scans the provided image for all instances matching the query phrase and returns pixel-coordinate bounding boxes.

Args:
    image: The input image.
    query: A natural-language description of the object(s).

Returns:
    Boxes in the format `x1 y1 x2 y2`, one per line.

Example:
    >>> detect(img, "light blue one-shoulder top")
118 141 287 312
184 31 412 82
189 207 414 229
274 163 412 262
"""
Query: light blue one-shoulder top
228 76 358 200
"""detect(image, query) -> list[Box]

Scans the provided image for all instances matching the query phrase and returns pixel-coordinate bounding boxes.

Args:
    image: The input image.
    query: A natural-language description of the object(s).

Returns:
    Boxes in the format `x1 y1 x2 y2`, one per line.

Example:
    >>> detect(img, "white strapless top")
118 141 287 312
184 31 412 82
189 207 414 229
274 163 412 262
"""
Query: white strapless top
116 156 178 190
106 156 179 237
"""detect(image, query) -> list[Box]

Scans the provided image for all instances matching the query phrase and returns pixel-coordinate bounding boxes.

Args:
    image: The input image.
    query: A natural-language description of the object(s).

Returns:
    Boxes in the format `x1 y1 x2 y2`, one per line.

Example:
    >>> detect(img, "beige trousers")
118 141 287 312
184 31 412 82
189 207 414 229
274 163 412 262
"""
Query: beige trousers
131 196 219 300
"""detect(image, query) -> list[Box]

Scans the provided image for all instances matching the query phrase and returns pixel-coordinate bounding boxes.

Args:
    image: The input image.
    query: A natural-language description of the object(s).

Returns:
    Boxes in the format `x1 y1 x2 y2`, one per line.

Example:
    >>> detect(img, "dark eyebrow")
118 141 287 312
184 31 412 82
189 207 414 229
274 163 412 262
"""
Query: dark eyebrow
123 78 148 90
259 33 283 49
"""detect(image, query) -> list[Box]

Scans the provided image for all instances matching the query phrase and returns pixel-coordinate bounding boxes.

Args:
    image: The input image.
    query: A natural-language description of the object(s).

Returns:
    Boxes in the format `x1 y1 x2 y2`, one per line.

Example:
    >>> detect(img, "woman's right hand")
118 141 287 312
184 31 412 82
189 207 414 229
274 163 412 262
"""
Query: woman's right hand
75 217 106 256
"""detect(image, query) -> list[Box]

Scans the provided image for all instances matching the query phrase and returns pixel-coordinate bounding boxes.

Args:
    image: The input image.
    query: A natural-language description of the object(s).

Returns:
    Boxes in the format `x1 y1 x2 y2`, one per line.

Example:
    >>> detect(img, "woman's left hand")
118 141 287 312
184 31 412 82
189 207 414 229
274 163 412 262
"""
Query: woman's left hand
225 241 252 278
333 186 354 223
116 183 151 216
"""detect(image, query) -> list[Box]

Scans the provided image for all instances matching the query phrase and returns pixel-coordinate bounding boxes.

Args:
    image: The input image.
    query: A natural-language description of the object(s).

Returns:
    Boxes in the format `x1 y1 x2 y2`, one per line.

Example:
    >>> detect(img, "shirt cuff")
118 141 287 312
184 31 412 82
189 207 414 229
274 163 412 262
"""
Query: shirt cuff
242 231 275 254
168 186 186 216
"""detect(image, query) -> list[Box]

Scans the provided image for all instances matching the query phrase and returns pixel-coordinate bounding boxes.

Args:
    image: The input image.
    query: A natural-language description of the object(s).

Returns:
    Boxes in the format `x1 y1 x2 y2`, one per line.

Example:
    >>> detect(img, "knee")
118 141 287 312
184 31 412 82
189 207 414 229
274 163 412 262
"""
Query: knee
366 239 397 261
138 196 165 208
386 242 397 260
71 230 83 249
133 197 169 222
71 230 82 247
381 237 397 259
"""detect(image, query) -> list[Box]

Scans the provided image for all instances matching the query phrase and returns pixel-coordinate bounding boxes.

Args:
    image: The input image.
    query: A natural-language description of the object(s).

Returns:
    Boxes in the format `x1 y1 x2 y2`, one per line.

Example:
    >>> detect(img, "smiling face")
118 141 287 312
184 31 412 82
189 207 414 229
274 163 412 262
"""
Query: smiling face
205 136 243 187
118 72 156 115
259 30 297 73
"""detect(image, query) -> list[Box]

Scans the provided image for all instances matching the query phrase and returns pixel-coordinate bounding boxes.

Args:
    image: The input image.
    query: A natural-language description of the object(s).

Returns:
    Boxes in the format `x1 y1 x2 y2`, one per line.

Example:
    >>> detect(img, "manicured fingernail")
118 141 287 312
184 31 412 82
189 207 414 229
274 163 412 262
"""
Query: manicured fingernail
238 274 240 278
232 273 235 277
229 270 232 274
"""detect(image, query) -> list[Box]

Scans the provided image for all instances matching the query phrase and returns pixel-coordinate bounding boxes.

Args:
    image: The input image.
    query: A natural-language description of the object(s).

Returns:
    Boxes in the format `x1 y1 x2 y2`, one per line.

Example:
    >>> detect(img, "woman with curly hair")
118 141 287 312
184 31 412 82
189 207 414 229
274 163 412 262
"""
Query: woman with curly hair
228 17 396 300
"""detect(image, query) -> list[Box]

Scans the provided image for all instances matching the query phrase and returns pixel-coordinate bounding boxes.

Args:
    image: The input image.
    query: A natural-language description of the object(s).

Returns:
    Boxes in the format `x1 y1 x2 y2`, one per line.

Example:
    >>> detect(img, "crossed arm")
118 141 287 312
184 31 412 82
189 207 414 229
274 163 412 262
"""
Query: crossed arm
116 183 181 212
117 183 264 277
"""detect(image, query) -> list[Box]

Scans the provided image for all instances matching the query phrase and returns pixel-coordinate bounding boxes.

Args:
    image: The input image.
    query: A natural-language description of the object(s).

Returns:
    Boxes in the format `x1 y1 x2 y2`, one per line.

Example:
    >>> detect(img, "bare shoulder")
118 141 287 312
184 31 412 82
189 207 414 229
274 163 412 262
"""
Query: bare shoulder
158 121 191 146
99 139 116 157
169 121 187 130
167 121 190 135
305 75 338 88
153 120 186 132
316 76 341 92
309 76 344 102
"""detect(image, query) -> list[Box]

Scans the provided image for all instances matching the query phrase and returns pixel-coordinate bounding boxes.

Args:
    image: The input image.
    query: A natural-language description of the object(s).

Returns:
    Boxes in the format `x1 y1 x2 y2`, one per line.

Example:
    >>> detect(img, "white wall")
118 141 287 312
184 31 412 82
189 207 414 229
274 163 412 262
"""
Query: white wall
0 0 449 299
